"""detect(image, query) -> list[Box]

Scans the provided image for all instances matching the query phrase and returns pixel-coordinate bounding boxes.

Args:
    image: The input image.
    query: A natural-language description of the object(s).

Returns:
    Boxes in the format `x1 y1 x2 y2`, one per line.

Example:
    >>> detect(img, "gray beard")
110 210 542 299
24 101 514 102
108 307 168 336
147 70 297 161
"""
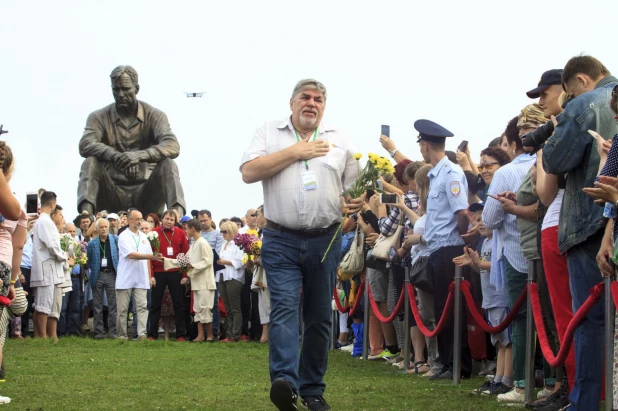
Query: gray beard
299 114 317 128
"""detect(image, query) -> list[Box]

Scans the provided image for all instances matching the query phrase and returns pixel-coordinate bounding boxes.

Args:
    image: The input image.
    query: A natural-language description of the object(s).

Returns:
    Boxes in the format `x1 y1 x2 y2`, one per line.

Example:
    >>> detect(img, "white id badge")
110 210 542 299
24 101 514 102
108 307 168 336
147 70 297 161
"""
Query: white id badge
101 258 108 268
167 246 174 256
301 170 318 191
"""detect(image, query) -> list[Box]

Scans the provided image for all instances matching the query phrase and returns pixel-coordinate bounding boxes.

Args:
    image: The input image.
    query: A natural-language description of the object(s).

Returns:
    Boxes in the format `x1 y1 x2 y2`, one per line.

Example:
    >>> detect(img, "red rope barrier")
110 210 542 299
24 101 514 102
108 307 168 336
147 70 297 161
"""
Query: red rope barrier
612 281 618 311
408 283 454 338
333 282 365 316
530 281 604 368
460 280 526 334
367 283 405 323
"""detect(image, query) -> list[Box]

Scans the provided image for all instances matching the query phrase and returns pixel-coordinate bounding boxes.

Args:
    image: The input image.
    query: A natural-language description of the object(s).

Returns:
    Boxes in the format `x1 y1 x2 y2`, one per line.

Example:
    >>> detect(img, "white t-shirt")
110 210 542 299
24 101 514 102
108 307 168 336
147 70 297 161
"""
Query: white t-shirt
541 189 564 231
116 229 152 290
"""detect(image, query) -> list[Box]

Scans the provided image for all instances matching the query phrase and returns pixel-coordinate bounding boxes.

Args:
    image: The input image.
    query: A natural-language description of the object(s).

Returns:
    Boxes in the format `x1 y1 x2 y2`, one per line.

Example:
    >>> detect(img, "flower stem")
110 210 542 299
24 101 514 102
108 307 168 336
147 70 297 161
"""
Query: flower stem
321 216 345 263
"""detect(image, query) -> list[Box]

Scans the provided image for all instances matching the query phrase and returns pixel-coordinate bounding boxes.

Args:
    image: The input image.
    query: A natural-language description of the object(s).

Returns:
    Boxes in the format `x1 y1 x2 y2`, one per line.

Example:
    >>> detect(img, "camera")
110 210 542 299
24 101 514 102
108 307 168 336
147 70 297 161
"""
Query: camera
522 121 555 153
522 95 574 154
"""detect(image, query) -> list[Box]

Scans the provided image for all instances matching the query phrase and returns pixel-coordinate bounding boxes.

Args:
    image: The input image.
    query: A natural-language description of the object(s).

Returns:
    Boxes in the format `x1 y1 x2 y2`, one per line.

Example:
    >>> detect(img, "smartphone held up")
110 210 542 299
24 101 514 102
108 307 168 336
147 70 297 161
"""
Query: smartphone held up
26 192 38 216
380 193 399 204
381 125 390 138
457 140 468 152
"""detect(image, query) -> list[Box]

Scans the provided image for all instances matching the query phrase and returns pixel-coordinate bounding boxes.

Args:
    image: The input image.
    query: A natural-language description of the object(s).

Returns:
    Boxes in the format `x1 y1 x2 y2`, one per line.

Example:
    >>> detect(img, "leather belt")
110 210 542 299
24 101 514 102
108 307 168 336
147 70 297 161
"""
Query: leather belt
100 269 116 274
265 220 339 238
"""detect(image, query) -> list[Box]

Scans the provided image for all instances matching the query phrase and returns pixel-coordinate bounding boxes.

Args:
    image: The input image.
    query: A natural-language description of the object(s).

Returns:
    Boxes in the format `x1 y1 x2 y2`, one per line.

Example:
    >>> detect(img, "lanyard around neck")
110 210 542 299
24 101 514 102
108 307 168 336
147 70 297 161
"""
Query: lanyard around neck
100 240 106 256
131 233 140 251
294 128 318 170
162 228 174 244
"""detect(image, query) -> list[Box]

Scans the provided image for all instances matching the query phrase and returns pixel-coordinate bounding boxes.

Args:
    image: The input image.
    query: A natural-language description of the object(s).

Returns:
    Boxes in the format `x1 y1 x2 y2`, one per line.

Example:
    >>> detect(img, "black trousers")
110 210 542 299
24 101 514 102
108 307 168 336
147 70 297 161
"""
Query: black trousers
241 270 251 336
428 245 472 378
148 271 186 338
20 267 34 337
250 289 261 340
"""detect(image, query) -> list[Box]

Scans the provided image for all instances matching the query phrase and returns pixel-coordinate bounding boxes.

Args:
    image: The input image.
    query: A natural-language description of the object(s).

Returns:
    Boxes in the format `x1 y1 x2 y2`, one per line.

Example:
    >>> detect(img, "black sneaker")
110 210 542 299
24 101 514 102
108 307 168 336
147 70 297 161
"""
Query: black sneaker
300 395 331 411
471 380 492 395
526 384 569 411
270 378 298 411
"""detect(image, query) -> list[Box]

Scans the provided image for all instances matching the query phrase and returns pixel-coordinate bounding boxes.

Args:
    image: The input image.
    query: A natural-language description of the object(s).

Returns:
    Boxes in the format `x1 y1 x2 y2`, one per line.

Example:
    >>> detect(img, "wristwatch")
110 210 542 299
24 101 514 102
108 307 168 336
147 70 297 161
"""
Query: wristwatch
389 149 399 158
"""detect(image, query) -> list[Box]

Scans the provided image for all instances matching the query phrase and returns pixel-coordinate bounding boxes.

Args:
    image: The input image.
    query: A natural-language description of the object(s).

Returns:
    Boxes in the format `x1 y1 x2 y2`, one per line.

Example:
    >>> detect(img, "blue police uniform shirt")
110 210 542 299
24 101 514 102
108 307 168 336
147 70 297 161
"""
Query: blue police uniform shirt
425 155 469 252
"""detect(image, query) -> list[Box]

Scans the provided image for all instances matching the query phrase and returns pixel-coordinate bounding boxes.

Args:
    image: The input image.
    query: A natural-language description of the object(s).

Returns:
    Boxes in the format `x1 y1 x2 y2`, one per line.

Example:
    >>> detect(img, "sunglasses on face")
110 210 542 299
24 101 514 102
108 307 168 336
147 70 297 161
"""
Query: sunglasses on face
221 230 229 234
477 162 500 171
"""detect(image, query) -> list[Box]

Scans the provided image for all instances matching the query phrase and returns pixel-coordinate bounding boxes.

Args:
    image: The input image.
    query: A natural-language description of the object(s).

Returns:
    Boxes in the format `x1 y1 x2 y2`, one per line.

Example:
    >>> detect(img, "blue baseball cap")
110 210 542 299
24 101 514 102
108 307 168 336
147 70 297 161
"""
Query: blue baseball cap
180 216 192 223
526 69 563 99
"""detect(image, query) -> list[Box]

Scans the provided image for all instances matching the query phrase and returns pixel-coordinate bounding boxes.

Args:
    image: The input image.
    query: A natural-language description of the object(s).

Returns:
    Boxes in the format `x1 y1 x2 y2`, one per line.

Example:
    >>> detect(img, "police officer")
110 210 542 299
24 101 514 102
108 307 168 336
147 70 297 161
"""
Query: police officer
415 119 472 380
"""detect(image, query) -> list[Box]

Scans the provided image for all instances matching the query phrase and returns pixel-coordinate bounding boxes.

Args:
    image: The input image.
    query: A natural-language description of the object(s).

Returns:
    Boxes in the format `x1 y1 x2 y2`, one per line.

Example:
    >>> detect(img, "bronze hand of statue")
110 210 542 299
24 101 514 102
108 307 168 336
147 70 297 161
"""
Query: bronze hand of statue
126 164 140 180
114 151 144 171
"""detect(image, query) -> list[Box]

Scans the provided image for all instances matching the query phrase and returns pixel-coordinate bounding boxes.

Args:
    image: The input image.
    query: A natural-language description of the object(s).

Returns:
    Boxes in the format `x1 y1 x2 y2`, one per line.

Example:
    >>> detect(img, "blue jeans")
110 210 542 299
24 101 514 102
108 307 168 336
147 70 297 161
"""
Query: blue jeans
262 226 341 396
566 231 604 411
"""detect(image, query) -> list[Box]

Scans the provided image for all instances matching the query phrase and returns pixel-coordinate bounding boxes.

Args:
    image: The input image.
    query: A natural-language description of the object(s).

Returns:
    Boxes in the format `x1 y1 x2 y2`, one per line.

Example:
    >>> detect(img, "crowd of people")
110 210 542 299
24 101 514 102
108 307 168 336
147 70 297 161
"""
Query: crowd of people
0 175 271 404
0 55 617 411
316 56 618 411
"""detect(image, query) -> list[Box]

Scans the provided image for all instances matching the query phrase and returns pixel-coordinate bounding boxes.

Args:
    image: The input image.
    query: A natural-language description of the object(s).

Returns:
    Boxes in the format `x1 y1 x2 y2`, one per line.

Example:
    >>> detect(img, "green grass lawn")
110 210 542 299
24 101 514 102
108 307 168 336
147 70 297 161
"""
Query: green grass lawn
2 338 510 410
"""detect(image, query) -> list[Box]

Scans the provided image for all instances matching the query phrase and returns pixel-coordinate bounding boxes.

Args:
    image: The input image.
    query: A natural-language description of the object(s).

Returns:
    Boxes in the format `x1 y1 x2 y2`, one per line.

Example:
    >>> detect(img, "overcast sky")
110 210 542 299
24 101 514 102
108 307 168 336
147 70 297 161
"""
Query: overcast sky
2 0 617 223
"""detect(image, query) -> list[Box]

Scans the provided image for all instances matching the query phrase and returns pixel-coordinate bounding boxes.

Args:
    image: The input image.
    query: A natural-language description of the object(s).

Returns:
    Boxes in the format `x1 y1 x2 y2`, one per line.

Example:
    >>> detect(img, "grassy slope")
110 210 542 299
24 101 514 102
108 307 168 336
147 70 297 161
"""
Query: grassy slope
3 338 508 410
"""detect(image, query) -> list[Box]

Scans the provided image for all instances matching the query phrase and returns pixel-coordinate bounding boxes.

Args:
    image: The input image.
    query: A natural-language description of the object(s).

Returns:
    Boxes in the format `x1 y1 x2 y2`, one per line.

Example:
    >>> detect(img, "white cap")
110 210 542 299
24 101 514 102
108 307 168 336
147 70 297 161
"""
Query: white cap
107 213 120 220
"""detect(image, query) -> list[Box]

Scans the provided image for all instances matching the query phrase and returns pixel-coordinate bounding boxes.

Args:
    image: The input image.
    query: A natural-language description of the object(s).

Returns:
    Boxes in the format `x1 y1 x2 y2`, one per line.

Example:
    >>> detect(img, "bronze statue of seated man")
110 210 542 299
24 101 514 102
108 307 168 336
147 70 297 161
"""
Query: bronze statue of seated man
77 65 186 216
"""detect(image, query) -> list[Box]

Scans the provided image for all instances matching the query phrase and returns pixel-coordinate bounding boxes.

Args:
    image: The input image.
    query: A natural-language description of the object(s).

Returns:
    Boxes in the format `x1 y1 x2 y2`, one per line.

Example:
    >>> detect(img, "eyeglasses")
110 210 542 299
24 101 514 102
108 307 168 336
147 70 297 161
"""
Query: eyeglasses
221 230 229 234
477 162 500 171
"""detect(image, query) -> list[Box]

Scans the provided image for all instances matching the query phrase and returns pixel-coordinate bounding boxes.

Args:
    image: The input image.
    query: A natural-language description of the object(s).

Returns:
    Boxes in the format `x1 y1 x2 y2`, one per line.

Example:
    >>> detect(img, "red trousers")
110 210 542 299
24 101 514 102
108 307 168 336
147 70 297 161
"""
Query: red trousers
541 226 576 391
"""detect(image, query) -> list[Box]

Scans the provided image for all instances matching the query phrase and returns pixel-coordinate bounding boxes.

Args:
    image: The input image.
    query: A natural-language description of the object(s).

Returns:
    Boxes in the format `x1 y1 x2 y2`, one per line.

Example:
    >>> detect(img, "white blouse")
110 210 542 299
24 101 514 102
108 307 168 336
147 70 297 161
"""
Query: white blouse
218 241 245 283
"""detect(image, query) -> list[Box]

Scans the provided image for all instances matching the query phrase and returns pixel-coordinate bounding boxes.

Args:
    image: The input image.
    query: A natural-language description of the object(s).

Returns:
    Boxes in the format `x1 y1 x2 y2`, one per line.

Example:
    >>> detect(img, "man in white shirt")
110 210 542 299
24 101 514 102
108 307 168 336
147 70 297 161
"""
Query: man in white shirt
31 191 72 339
241 79 362 411
116 210 162 340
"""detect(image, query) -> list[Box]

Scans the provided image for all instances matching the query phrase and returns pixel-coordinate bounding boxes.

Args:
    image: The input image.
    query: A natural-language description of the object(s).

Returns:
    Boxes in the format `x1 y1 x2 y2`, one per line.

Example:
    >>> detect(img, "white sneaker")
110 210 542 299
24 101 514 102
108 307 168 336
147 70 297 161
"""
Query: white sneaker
340 344 353 353
497 387 525 403
537 387 553 399
0 395 10 404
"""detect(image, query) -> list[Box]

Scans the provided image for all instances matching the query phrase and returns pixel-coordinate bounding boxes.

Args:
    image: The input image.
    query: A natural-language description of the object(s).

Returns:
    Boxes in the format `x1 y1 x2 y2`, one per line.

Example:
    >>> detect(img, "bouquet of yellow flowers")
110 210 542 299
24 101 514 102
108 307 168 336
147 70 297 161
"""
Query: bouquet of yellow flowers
343 152 395 199
321 153 395 262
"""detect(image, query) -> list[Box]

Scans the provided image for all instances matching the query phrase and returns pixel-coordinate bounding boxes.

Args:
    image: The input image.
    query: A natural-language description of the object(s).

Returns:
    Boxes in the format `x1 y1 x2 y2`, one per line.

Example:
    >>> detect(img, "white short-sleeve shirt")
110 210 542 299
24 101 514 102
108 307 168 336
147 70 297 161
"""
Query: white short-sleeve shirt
241 117 359 230
116 229 152 290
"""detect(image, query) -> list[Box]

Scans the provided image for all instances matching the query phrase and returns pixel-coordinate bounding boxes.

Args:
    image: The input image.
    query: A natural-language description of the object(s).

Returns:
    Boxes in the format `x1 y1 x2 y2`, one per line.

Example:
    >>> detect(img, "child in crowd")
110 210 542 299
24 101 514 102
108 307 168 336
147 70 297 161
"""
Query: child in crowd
454 203 513 396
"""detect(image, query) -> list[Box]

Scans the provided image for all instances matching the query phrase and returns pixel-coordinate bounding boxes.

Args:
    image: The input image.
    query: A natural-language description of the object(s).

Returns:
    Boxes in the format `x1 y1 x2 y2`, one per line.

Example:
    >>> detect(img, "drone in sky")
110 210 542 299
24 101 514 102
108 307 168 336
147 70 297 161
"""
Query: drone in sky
184 92 205 98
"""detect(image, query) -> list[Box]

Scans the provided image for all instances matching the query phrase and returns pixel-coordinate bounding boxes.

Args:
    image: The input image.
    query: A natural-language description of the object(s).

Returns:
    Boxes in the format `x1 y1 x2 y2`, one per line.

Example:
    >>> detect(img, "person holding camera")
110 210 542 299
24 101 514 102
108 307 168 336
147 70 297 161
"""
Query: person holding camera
527 71 577 408
415 119 472 381
542 55 618 411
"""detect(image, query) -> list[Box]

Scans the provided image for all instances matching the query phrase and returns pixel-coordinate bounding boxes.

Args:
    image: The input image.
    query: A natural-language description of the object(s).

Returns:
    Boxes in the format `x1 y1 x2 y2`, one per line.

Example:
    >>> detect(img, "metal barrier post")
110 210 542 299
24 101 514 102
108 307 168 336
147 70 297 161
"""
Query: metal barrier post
604 273 615 411
363 282 369 361
524 261 537 403
453 265 462 385
402 266 411 373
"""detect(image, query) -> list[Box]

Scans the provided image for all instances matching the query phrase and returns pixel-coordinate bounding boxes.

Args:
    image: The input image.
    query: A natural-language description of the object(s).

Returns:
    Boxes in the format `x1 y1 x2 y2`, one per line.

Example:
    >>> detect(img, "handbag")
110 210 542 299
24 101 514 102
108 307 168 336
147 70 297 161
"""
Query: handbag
338 227 365 280
409 256 432 293
372 212 404 261
365 248 387 271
